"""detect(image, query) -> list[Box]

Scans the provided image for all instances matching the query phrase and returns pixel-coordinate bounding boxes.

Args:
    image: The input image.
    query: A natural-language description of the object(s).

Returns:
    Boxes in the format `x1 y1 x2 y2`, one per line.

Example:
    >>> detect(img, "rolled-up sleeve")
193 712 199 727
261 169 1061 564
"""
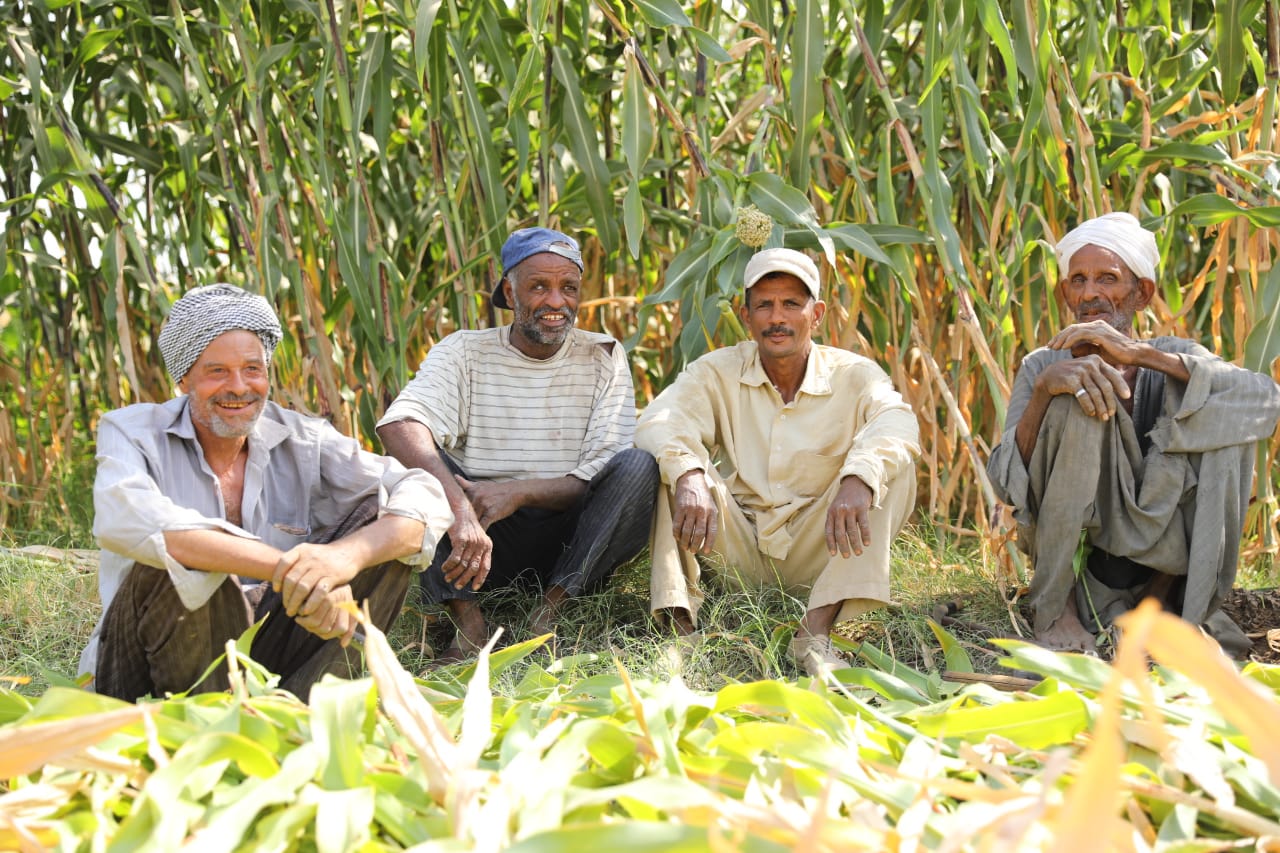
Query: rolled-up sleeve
93 416 251 610
636 360 718 487
838 368 921 507
312 421 453 567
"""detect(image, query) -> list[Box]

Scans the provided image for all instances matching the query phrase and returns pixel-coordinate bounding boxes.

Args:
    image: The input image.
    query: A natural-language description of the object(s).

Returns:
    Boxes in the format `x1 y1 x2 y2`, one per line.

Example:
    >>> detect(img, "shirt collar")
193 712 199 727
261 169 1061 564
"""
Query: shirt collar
739 342 833 398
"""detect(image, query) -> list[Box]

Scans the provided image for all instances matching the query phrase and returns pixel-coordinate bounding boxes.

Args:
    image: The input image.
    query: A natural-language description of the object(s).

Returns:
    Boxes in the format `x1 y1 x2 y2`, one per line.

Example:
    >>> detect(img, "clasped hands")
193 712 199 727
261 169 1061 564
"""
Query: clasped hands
437 475 524 592
672 469 875 558
1040 320 1139 421
271 542 361 644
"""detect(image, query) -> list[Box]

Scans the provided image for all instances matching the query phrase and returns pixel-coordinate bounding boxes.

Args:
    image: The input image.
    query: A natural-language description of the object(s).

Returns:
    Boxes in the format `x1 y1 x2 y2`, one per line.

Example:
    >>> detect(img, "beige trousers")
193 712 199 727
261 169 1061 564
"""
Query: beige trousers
649 467 915 627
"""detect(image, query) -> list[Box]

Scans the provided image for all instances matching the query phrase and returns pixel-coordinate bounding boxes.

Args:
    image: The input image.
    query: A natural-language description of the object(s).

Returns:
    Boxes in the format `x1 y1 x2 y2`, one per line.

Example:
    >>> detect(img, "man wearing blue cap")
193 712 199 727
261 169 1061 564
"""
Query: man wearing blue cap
378 227 658 661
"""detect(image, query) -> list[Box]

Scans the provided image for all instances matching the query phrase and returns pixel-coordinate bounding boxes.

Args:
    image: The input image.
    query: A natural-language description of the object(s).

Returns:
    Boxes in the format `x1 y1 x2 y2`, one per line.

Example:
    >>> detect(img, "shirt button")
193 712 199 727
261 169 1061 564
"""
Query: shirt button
780 414 787 420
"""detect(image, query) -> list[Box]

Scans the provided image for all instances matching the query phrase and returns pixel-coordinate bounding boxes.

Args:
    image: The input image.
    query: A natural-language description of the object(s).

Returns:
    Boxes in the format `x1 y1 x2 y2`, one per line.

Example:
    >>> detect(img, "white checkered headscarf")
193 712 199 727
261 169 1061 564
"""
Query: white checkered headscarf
158 284 282 382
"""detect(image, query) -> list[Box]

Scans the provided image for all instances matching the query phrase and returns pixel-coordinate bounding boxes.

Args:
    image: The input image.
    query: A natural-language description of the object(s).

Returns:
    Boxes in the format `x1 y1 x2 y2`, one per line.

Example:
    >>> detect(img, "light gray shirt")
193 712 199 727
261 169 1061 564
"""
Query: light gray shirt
81 397 453 675
377 326 637 482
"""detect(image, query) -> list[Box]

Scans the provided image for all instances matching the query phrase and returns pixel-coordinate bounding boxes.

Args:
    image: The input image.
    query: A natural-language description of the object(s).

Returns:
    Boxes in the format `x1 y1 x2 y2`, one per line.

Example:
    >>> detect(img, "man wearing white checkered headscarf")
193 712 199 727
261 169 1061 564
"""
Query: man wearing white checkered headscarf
988 213 1280 659
157 283 283 382
83 284 453 702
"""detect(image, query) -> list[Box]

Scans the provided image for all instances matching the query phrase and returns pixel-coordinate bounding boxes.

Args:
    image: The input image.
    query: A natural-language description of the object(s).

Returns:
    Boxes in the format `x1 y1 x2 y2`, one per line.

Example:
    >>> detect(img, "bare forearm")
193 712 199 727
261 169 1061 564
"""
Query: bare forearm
329 514 427 568
1014 386 1052 466
510 475 588 512
1134 345 1190 383
377 420 471 515
163 529 282 581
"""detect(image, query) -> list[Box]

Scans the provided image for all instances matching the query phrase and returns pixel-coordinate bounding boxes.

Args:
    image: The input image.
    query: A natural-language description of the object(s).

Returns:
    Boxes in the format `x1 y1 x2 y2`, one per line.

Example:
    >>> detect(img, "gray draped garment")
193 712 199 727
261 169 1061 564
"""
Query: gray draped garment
987 337 1280 656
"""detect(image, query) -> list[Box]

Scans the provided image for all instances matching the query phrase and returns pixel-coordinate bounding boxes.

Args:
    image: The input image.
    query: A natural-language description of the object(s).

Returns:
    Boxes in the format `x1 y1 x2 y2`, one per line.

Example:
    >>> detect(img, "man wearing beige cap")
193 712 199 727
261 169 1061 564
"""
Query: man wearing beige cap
636 248 919 676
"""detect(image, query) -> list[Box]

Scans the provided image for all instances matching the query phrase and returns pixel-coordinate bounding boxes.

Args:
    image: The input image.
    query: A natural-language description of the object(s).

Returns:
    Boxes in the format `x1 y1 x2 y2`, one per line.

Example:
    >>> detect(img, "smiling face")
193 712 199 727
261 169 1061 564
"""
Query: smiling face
179 330 269 442
1060 244 1154 333
504 252 582 359
740 273 825 365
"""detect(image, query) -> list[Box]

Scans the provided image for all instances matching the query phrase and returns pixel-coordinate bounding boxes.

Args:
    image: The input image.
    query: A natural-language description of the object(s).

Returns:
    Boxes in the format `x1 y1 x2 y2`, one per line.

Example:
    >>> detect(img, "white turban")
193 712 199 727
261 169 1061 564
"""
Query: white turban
1054 212 1159 283
158 284 282 382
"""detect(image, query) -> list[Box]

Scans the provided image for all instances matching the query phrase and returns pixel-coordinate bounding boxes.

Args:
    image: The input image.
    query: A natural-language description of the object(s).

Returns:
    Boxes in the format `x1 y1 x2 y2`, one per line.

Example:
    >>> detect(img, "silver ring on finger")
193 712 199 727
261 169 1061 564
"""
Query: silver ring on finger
1074 387 1088 398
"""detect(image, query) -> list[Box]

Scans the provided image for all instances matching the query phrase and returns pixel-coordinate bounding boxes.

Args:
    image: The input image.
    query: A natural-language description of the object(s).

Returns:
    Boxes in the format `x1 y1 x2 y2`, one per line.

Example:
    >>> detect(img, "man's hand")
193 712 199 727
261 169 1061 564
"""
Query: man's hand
673 470 718 554
294 583 358 645
439 502 494 591
272 542 361 617
1034 353 1130 421
1047 319 1143 366
455 476 524 529
826 476 874 558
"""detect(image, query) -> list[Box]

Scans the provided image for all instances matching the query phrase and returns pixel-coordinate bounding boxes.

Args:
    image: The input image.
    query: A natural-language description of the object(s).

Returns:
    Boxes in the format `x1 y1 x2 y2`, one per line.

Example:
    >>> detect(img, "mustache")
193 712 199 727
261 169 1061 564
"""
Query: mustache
211 392 263 405
1076 299 1111 315
763 324 794 337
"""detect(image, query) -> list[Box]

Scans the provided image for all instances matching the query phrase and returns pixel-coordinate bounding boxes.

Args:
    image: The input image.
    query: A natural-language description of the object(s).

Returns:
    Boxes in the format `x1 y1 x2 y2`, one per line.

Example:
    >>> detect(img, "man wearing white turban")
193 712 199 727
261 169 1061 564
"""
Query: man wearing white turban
988 213 1280 656
83 284 453 701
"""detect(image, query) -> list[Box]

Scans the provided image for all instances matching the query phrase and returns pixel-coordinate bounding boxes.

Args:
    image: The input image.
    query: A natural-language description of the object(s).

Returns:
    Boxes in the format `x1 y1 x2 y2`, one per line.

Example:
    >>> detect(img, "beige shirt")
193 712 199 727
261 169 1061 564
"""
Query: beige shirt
636 341 919 560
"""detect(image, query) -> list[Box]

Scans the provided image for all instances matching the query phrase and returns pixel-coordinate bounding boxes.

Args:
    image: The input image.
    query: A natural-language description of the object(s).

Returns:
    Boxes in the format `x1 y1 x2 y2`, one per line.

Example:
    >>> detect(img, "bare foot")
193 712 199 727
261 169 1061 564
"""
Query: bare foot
1035 594 1095 653
529 586 568 639
662 607 697 637
438 599 487 663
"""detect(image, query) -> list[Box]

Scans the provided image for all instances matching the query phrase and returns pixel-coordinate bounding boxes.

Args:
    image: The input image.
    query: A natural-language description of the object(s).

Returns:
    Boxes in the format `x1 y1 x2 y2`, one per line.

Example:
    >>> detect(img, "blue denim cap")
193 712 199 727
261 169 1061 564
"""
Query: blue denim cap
491 227 584 309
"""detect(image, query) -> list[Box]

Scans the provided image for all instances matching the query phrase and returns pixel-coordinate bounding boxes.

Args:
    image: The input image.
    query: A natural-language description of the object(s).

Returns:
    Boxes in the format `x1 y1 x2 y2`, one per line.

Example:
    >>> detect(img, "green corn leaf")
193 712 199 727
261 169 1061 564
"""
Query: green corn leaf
552 46 619 255
688 26 731 63
630 0 692 28
912 689 1090 749
622 47 655 181
1244 261 1280 374
1215 0 1263 104
747 173 835 267
624 181 646 260
788 0 824 188
413 0 444 90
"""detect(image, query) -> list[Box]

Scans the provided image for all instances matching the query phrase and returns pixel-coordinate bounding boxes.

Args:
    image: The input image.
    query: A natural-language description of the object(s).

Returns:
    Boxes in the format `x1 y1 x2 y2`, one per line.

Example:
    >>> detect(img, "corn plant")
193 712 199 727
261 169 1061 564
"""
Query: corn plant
2 0 1278 550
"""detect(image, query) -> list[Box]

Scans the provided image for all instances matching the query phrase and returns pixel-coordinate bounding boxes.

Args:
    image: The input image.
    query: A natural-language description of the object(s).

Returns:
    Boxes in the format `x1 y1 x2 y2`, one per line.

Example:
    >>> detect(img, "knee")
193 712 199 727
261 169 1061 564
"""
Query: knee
609 447 660 490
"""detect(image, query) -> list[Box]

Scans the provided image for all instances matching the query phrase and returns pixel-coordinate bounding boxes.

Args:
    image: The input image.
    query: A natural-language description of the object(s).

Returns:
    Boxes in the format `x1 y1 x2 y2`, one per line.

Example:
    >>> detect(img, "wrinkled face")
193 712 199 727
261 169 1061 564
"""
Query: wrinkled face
1060 244 1151 333
740 274 825 363
179 330 269 440
504 252 581 358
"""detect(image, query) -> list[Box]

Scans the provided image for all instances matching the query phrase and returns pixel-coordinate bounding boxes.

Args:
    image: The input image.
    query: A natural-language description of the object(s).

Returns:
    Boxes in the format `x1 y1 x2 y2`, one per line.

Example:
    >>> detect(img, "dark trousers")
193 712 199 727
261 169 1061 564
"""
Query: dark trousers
420 448 658 603
96 497 410 703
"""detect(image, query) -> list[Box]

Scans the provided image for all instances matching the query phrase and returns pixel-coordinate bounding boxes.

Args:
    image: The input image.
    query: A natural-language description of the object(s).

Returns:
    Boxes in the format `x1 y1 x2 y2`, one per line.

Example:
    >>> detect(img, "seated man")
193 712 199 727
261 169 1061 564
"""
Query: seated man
376 227 658 661
82 284 453 702
987 212 1280 656
636 248 920 677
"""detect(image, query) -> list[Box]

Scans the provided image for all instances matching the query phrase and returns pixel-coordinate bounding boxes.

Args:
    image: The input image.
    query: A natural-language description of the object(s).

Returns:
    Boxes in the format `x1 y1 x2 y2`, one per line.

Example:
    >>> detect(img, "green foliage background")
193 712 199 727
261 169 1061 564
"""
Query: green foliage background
3 0 1280 538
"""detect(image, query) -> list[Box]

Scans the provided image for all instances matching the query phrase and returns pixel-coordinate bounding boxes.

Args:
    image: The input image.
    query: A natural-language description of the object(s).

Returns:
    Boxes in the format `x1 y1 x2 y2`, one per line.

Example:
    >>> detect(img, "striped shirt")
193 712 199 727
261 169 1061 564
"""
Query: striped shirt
378 325 636 482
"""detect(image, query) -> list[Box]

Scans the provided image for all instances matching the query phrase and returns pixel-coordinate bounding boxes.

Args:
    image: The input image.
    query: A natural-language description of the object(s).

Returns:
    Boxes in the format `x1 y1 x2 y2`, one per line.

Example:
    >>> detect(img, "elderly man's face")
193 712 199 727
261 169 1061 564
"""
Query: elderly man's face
740 274 825 364
504 252 581 359
179 330 269 441
1060 244 1151 333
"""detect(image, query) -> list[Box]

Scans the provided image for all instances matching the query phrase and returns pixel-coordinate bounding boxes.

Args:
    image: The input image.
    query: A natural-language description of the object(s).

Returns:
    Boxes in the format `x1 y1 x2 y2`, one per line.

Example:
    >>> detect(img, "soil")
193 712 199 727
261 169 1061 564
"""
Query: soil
1221 587 1280 664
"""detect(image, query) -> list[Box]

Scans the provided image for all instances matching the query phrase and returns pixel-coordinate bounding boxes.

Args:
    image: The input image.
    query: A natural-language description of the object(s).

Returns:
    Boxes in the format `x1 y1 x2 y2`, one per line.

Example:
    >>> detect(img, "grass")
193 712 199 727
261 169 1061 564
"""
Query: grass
5 459 1276 700
0 515 1018 700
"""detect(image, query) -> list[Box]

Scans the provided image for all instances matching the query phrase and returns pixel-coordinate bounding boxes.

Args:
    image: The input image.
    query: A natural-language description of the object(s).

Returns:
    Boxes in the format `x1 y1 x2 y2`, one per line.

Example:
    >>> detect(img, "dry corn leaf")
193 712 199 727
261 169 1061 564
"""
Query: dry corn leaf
0 704 152 780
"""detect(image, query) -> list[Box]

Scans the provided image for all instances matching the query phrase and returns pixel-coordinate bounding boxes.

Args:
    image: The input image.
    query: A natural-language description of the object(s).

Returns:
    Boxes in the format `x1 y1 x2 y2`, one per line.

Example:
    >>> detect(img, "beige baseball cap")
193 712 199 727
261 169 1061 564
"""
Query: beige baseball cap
743 248 820 300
